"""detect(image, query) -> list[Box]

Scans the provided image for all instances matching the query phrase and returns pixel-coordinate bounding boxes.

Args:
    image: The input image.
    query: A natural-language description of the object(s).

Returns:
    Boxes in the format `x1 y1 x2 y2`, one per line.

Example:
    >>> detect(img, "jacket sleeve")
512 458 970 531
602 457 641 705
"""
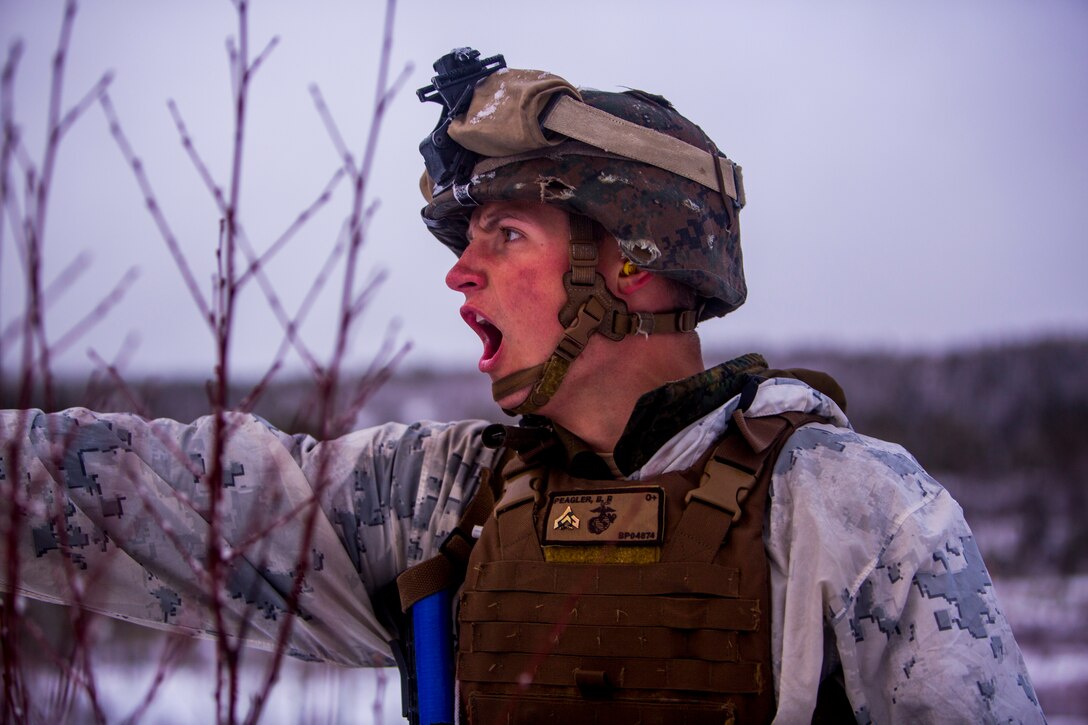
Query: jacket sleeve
765 422 1045 724
0 407 496 667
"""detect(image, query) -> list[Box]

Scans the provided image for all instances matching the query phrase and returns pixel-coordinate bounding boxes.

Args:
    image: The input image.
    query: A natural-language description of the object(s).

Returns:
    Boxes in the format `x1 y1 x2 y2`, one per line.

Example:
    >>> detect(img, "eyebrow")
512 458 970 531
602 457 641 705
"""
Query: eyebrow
468 205 531 237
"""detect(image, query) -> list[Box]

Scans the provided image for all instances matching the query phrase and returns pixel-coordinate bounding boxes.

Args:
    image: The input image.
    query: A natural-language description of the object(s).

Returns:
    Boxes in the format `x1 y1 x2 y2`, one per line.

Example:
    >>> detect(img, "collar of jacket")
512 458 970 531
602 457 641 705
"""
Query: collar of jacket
548 352 768 479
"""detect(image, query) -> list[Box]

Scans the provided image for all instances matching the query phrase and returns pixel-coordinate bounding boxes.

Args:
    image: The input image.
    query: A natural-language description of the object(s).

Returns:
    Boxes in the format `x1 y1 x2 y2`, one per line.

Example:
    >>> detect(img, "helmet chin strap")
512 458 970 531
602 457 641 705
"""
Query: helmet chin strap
491 215 701 416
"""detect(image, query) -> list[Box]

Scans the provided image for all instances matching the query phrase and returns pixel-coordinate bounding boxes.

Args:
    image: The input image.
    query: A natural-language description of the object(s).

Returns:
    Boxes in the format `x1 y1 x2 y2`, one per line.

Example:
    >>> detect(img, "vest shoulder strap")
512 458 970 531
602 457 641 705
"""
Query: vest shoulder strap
761 366 847 413
663 410 826 563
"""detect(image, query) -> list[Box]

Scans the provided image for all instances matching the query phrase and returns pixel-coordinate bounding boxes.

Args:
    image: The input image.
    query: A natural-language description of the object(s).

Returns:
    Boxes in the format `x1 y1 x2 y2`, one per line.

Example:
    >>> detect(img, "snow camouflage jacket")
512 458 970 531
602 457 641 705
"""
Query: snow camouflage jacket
0 357 1045 723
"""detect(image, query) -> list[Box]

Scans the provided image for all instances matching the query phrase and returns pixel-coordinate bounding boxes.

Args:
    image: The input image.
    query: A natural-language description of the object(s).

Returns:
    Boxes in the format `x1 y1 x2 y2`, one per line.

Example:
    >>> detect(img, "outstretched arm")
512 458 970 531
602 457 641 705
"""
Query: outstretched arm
0 408 495 666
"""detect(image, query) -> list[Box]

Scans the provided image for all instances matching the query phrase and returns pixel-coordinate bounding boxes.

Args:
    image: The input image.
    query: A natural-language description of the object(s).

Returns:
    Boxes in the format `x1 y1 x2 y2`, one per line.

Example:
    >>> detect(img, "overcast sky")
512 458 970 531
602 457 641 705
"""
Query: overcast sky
2 0 1085 379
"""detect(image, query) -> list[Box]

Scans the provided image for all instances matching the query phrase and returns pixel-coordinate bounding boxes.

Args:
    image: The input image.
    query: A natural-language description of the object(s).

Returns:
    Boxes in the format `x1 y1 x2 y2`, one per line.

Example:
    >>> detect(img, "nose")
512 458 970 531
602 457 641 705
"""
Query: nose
445 241 486 293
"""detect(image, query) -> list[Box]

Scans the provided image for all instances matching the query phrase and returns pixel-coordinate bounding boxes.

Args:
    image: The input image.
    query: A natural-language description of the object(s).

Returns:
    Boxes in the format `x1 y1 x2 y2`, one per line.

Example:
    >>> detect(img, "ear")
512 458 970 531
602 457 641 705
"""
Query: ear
616 266 654 296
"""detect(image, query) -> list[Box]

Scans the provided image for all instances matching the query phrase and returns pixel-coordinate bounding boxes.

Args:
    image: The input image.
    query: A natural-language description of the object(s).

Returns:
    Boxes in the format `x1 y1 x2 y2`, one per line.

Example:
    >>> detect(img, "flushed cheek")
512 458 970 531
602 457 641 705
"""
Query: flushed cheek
514 265 545 291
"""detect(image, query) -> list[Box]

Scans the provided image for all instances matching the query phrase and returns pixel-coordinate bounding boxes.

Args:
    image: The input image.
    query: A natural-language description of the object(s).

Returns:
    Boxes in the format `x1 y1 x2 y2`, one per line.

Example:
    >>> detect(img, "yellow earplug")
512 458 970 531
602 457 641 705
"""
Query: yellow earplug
621 261 639 277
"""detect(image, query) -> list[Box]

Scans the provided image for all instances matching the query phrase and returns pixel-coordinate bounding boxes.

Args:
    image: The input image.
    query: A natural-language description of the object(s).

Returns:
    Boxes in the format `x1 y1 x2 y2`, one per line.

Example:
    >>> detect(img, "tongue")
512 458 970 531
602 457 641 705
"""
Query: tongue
479 320 502 361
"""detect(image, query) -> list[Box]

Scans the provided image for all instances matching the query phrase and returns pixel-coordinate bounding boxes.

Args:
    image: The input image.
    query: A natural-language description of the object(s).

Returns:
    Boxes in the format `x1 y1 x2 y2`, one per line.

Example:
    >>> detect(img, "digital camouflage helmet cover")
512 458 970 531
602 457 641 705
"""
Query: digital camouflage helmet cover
417 49 747 414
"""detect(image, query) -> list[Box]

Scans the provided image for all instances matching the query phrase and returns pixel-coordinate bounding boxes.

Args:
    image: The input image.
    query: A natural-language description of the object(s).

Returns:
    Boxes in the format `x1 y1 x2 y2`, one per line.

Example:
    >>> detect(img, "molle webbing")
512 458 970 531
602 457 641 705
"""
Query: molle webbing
459 590 759 631
465 621 742 662
469 560 741 597
457 411 826 723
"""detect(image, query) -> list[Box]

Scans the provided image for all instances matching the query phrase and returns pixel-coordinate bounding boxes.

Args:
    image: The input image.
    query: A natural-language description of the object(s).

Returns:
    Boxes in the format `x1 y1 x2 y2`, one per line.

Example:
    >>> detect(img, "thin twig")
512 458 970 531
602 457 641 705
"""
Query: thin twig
82 331 142 412
247 1 407 717
167 100 227 210
336 337 412 436
0 40 25 385
209 1 256 718
85 349 151 419
30 0 77 252
0 250 92 351
236 166 346 288
249 216 352 388
323 0 410 438
233 359 281 414
1 35 29 725
248 36 279 79
45 267 139 361
55 71 113 140
309 84 356 177
119 635 190 725
98 92 213 328
19 0 80 414
169 97 340 379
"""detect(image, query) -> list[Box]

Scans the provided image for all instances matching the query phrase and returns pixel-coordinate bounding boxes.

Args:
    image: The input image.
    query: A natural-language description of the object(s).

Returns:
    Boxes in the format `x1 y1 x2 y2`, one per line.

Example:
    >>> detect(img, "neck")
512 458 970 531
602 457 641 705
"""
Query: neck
539 331 704 452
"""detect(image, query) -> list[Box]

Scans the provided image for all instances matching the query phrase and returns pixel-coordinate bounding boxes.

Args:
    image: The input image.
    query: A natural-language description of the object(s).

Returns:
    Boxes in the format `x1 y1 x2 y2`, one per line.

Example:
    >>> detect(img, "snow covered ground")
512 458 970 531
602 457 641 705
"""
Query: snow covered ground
16 573 1085 723
998 574 1088 723
24 640 408 724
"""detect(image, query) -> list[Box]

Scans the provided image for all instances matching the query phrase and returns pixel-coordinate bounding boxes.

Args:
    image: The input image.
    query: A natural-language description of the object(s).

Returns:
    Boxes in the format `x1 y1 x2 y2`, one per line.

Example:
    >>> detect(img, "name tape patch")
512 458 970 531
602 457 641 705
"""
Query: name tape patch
543 486 664 546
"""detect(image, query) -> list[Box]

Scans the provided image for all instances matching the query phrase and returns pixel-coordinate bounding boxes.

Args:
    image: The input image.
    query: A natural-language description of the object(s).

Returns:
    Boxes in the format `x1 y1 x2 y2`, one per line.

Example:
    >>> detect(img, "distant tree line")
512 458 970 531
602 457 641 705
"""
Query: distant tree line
766 336 1087 577
4 335 1085 576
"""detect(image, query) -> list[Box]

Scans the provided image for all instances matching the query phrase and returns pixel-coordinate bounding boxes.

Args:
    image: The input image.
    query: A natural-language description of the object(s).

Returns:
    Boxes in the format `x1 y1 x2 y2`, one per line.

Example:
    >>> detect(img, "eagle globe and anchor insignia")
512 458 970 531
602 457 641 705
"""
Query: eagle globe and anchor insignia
588 502 618 534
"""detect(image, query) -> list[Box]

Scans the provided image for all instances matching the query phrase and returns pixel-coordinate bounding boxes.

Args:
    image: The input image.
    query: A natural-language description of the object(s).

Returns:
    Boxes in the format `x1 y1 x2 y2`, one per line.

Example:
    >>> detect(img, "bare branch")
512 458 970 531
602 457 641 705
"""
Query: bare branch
85 344 149 417
229 234 323 376
48 266 139 359
349 267 388 321
98 92 213 329
2 172 28 272
172 98 344 380
167 100 227 211
309 84 356 177
10 0 84 413
0 250 91 352
1 36 30 720
234 359 282 413
248 36 279 78
321 0 409 437
119 636 191 725
7 1 412 721
381 58 415 116
31 0 78 243
254 216 353 380
236 166 345 288
0 40 24 309
55 71 113 140
82 330 142 412
248 2 407 714
336 335 412 435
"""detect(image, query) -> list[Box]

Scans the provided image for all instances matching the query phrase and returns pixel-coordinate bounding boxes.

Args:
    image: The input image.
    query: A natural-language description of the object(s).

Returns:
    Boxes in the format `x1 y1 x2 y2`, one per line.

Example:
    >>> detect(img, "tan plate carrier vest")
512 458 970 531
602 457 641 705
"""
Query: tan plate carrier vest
399 410 827 725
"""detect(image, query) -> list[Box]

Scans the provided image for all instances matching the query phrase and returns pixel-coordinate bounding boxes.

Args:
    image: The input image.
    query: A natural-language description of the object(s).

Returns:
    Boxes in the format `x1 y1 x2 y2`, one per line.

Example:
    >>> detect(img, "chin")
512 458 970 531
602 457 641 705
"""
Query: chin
496 389 531 414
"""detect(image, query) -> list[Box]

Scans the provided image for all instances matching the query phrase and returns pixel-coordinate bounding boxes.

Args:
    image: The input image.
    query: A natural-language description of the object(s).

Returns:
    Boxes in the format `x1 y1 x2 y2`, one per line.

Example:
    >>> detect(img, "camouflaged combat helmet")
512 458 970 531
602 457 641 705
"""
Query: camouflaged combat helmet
417 49 747 414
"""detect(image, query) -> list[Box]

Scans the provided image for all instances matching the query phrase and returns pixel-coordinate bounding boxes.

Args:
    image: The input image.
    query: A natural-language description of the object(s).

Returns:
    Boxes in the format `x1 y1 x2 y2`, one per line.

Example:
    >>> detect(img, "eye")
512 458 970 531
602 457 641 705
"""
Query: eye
500 226 524 243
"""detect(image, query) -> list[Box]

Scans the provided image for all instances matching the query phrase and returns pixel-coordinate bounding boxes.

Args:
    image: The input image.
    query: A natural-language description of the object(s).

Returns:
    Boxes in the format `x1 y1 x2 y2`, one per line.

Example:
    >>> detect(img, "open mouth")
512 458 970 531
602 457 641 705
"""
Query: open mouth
462 308 504 368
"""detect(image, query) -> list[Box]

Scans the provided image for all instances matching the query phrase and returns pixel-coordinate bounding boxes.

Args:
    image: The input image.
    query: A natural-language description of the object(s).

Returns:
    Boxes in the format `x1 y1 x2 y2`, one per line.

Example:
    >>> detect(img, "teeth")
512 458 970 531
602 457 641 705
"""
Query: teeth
475 314 487 325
